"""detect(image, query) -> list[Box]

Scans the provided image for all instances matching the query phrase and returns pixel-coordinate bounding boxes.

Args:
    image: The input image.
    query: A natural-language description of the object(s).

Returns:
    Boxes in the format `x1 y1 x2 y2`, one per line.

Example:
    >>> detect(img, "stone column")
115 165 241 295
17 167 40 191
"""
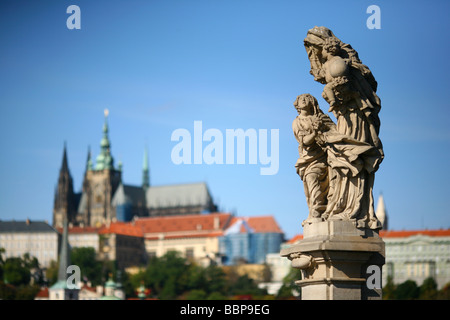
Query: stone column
280 220 385 300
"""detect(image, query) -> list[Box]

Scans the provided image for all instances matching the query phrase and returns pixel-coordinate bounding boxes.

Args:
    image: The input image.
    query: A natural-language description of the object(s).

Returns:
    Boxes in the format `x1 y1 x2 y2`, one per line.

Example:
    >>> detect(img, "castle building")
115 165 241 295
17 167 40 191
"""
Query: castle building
133 213 285 268
0 219 59 269
381 229 450 289
53 110 217 229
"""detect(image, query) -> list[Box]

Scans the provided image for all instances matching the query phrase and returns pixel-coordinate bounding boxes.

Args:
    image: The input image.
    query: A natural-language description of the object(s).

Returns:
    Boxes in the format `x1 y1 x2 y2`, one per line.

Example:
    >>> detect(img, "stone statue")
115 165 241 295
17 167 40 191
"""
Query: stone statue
295 26 384 230
281 27 386 300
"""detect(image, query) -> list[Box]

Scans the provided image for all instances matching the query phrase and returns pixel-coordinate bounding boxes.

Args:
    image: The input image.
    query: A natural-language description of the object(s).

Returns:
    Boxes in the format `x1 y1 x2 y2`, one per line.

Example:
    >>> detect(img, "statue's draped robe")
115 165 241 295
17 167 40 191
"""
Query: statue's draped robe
304 27 384 229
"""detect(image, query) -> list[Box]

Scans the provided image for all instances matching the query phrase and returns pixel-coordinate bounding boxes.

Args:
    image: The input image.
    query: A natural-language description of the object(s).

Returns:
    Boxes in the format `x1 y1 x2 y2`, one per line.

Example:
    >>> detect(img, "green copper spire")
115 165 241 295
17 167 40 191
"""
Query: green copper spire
95 109 114 170
142 146 150 188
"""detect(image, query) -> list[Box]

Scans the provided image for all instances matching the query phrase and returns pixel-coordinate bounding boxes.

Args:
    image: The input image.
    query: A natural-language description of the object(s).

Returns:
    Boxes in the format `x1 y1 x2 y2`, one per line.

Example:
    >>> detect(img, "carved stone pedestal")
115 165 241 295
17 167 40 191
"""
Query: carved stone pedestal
280 220 385 300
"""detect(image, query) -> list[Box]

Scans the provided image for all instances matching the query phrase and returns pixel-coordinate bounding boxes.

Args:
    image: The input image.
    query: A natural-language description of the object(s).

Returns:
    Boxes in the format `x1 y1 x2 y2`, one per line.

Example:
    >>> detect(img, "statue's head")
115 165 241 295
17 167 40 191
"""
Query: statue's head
323 37 341 56
294 94 319 114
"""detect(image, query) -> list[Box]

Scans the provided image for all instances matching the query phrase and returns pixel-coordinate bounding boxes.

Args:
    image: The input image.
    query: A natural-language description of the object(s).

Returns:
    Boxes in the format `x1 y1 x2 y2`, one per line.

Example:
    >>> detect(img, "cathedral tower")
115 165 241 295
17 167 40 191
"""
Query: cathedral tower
53 143 76 229
78 109 122 227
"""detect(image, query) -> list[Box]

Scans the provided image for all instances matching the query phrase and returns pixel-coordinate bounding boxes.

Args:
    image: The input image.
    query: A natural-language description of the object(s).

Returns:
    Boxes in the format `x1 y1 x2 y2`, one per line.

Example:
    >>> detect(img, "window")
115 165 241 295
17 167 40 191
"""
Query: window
148 251 156 260
185 248 194 260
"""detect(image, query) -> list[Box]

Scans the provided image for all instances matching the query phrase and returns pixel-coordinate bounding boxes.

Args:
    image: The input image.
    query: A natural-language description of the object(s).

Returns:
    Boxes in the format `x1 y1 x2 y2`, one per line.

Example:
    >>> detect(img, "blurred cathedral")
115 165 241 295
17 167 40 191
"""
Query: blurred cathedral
53 110 218 228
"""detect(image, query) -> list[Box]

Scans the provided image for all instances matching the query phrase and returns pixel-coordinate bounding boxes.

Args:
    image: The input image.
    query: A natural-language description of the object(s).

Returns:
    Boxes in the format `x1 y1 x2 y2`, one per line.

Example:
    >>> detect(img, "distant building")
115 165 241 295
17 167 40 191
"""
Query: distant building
0 219 59 268
64 225 100 252
134 212 233 267
381 229 450 289
53 110 218 229
97 222 147 270
258 252 293 295
78 283 103 300
219 216 285 265
99 274 124 300
34 287 49 300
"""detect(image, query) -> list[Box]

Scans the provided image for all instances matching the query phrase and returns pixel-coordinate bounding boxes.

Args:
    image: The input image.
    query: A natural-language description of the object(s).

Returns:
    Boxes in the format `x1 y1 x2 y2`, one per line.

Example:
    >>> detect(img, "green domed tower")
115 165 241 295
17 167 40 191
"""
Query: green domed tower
78 109 122 227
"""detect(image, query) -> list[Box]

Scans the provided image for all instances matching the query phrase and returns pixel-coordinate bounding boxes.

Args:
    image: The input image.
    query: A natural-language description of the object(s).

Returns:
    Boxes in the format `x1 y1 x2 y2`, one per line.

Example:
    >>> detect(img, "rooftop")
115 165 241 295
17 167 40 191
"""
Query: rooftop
134 212 232 235
98 221 144 237
145 182 213 209
0 220 57 233
226 216 284 234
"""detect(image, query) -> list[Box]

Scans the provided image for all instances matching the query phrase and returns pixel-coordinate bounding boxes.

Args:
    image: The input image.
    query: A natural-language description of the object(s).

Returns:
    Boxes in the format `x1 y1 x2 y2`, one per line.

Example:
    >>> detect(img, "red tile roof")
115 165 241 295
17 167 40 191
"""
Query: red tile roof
134 212 233 234
35 287 49 298
98 222 144 237
228 216 284 233
80 284 98 293
286 234 303 244
145 231 225 241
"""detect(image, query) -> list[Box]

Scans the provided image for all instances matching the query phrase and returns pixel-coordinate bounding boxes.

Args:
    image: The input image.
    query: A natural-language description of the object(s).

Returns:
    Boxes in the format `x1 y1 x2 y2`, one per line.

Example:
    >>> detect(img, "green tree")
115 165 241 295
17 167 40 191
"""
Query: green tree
419 277 438 300
144 251 190 299
101 260 117 284
0 253 42 300
120 270 138 298
185 289 207 300
277 268 301 299
395 280 419 300
203 265 227 295
71 247 103 286
3 257 30 286
227 274 267 297
0 282 16 300
45 260 58 286
185 263 206 292
382 276 396 300
15 285 40 300
437 282 450 300
0 247 5 281
207 291 227 300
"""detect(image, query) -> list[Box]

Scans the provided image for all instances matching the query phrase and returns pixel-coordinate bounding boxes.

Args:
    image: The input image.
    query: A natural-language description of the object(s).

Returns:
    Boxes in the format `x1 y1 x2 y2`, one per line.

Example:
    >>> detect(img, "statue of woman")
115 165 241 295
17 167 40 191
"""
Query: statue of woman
293 94 330 225
293 93 380 227
303 27 384 229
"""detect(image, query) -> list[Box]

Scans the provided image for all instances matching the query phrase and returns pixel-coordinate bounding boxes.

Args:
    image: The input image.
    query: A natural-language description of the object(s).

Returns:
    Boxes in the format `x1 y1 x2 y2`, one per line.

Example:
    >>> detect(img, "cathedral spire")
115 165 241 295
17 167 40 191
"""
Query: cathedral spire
53 143 75 228
61 141 69 173
142 145 150 189
96 109 114 170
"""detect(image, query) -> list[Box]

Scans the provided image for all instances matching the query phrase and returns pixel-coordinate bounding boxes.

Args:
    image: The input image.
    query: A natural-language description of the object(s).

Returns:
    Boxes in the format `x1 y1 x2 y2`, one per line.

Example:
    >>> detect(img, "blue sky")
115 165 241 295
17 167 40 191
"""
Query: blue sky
0 0 449 240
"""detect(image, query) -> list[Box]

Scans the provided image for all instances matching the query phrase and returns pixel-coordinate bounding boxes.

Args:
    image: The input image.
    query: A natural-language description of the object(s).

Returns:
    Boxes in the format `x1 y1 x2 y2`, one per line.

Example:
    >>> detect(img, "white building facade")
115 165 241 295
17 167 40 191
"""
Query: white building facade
0 220 59 268
381 230 450 289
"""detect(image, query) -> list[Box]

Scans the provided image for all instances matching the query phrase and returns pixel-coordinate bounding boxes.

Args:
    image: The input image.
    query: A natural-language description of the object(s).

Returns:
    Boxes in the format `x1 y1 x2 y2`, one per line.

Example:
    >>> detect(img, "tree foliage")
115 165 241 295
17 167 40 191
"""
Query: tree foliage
71 247 103 286
129 251 268 300
276 267 301 299
0 250 41 300
382 277 450 300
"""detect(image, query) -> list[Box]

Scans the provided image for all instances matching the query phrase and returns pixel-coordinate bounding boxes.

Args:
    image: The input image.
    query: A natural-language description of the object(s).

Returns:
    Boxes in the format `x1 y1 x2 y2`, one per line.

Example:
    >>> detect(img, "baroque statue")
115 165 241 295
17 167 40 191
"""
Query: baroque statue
294 26 384 230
